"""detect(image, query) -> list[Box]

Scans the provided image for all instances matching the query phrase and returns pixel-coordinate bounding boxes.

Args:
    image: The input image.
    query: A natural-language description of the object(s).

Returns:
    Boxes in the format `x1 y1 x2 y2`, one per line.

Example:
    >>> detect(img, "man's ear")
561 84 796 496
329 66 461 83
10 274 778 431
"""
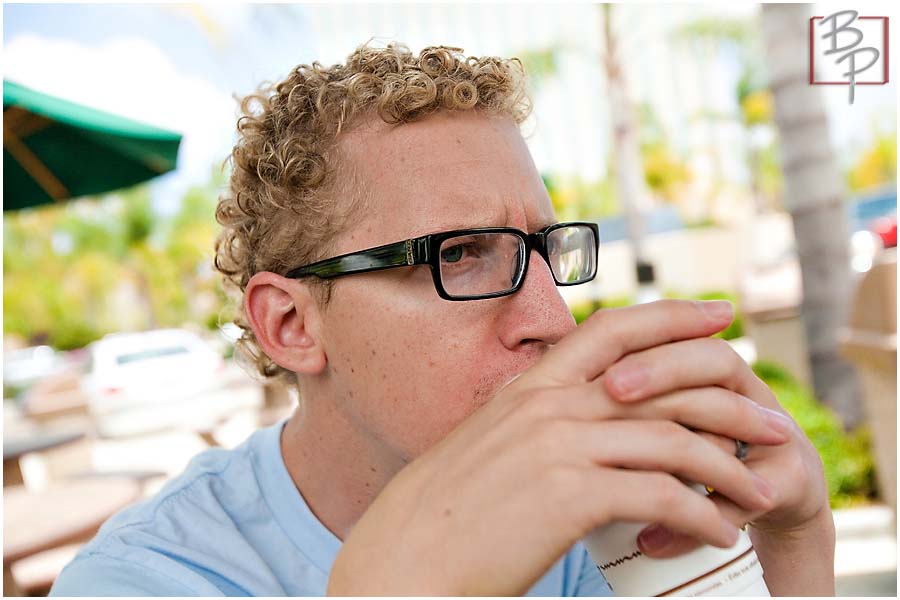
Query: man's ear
243 271 327 375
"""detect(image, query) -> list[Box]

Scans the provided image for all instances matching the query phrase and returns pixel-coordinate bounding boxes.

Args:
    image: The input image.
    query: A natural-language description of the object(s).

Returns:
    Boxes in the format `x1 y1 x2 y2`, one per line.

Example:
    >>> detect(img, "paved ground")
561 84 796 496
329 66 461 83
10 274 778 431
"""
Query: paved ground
836 571 897 596
833 505 897 597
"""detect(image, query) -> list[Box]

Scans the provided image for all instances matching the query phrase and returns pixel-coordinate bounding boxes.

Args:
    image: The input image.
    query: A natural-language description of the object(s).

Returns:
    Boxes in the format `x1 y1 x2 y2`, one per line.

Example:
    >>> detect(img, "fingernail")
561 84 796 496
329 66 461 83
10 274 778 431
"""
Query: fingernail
752 472 775 501
638 524 673 553
607 364 649 397
757 405 794 437
703 300 733 320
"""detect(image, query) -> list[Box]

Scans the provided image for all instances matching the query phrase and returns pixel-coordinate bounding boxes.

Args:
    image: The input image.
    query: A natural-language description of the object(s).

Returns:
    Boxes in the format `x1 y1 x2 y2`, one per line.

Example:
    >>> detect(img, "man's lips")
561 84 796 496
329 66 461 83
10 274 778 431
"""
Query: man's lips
473 345 549 402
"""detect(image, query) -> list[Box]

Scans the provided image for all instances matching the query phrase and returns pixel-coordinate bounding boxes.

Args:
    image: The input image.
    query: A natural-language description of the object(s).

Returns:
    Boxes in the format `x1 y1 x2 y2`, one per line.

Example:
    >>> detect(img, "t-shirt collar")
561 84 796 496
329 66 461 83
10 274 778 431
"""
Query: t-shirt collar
251 419 342 575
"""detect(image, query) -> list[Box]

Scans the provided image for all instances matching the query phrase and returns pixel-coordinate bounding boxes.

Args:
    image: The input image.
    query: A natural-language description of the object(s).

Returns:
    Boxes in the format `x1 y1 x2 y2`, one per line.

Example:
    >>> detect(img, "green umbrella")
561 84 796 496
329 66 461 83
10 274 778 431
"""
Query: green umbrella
3 80 182 211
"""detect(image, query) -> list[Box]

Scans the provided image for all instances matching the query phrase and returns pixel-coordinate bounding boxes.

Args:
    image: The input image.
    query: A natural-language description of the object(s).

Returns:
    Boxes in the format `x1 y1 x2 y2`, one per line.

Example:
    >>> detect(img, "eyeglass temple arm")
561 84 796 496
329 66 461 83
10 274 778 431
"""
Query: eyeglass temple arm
285 238 430 279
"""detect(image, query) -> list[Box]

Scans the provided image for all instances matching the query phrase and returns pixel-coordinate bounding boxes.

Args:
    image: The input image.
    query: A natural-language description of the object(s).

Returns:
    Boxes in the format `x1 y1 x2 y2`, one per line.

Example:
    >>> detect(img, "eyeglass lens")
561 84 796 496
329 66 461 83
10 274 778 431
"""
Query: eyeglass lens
438 233 525 297
437 225 595 298
547 225 597 284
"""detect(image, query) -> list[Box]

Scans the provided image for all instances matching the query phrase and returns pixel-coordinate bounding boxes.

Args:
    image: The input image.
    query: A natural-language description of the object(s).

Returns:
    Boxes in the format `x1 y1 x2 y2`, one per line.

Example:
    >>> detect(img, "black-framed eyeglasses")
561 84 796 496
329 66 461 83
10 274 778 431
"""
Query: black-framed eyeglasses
285 221 600 301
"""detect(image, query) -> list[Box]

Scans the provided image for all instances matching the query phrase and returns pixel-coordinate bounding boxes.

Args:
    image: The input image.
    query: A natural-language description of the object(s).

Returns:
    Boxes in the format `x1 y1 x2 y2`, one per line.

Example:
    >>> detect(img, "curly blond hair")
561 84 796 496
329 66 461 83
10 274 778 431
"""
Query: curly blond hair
214 42 532 384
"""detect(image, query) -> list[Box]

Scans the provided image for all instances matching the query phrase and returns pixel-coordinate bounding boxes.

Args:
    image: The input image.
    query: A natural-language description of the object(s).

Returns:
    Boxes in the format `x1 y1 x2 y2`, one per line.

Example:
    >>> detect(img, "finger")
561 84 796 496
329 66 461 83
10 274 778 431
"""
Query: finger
604 336 753 400
740 369 785 414
554 419 776 512
691 429 754 463
637 490 766 558
614 386 796 446
531 300 734 385
519 383 792 447
580 467 741 549
603 336 775 410
638 524 711 558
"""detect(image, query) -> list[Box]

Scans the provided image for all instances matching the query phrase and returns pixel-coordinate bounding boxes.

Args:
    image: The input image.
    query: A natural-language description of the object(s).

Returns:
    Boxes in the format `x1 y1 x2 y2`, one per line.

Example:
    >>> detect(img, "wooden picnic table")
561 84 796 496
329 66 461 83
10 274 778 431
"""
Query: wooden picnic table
3 477 140 594
3 430 85 487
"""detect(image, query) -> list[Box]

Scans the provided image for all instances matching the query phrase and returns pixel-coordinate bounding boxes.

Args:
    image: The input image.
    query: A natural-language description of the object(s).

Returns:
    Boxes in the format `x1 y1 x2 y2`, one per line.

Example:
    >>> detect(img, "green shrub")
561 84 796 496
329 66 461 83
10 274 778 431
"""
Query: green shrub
569 296 634 325
597 295 635 310
48 320 105 351
570 300 596 325
753 361 877 508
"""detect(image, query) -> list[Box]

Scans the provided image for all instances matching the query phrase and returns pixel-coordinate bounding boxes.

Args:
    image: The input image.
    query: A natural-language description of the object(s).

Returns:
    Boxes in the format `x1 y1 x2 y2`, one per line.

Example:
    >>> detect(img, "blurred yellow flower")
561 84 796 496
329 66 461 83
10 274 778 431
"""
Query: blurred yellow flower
740 89 773 127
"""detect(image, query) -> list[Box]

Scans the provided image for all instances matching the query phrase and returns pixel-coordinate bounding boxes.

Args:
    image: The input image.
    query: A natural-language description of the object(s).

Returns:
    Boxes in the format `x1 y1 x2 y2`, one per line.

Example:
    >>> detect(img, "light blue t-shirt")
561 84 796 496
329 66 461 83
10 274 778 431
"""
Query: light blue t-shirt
50 420 612 596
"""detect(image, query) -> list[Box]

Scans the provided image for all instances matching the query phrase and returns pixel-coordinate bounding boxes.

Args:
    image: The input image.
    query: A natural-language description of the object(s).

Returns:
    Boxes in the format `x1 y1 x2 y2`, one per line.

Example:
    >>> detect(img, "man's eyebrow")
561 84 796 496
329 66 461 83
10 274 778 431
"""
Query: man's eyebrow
435 198 510 231
424 205 557 234
427 214 506 233
447 219 505 230
425 218 558 234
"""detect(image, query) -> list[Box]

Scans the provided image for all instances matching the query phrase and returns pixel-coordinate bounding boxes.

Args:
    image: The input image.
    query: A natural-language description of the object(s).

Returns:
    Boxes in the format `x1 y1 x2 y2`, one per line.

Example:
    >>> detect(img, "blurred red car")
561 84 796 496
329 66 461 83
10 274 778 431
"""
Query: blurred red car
871 215 897 248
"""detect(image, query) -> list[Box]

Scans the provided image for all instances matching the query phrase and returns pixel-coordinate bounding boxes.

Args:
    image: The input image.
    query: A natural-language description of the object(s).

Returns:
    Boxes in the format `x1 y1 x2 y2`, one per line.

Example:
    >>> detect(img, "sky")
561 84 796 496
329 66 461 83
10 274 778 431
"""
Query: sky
3 2 897 216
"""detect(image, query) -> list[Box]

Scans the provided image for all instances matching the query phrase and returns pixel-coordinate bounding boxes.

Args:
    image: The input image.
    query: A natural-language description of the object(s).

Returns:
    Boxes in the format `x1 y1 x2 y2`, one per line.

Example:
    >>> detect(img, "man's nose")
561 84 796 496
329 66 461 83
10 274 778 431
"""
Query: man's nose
498 249 577 349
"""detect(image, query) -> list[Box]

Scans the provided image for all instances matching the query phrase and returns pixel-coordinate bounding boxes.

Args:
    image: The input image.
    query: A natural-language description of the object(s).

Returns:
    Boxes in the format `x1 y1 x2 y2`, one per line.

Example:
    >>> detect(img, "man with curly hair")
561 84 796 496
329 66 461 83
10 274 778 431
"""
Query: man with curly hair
52 43 835 596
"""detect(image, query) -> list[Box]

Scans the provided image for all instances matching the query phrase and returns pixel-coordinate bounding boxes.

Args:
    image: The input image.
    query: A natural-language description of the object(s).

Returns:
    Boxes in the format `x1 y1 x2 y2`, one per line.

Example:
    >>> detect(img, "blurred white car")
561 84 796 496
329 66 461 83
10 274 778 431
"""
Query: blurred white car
3 345 63 393
84 329 261 438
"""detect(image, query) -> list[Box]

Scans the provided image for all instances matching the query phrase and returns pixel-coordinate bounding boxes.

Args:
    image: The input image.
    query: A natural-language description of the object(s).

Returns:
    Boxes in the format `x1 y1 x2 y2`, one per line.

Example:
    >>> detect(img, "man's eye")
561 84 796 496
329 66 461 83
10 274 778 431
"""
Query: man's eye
441 244 465 263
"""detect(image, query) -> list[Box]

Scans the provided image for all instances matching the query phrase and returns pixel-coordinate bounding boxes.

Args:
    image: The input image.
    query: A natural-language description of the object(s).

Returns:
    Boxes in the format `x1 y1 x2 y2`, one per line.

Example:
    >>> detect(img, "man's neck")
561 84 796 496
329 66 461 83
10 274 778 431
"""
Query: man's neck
279 393 407 541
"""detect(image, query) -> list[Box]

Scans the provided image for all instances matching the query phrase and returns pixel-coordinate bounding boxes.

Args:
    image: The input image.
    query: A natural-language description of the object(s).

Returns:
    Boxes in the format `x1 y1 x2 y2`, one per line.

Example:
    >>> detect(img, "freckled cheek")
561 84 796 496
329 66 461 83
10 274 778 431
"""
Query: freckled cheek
370 331 484 403
347 326 491 457
328 297 489 400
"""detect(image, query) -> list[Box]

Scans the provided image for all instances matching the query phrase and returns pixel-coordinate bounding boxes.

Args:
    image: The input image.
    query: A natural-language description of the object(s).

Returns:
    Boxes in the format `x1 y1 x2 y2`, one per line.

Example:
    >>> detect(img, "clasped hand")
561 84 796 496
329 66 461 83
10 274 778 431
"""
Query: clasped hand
327 300 830 596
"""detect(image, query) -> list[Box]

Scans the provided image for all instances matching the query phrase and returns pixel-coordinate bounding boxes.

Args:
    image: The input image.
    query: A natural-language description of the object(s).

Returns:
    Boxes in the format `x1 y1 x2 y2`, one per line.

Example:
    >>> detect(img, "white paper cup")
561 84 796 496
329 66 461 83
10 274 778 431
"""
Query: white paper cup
580 486 770 596
582 523 769 596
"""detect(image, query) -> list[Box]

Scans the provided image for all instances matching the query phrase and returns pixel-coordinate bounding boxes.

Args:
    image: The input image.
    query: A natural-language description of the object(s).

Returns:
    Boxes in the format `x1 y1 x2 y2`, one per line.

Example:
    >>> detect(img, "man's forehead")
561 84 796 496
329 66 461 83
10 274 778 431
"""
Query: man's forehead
335 111 554 243
339 111 519 180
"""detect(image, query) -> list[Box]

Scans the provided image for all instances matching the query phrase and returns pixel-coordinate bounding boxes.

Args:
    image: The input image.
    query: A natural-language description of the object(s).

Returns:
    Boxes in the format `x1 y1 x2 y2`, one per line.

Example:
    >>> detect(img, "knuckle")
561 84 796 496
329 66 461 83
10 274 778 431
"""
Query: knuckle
731 393 759 425
786 449 814 484
588 309 629 357
684 427 711 454
698 495 722 525
585 306 615 335
673 482 715 524
585 499 611 529
704 336 738 365
727 345 747 372
755 374 780 405
652 419 687 440
653 299 685 322
585 305 608 325
533 419 571 454
605 327 630 361
544 463 582 491
689 429 718 450
651 473 686 509
517 390 557 422
565 470 610 531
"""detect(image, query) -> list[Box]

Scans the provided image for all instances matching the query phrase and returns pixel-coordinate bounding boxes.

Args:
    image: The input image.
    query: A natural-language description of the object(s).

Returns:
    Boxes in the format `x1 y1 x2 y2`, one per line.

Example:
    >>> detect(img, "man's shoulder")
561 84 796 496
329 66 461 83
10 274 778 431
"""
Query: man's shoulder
50 548 224 596
91 439 256 542
52 427 285 596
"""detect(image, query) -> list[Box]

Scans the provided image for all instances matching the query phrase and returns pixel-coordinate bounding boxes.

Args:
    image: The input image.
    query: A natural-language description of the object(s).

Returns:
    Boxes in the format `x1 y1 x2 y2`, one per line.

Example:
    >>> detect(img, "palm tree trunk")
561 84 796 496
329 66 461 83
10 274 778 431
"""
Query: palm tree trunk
600 4 652 265
760 3 862 428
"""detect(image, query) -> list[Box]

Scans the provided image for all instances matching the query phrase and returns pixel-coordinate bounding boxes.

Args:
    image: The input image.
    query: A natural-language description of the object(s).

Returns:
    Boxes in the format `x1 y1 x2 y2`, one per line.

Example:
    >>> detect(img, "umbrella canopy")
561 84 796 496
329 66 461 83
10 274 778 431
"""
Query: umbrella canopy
3 80 182 211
